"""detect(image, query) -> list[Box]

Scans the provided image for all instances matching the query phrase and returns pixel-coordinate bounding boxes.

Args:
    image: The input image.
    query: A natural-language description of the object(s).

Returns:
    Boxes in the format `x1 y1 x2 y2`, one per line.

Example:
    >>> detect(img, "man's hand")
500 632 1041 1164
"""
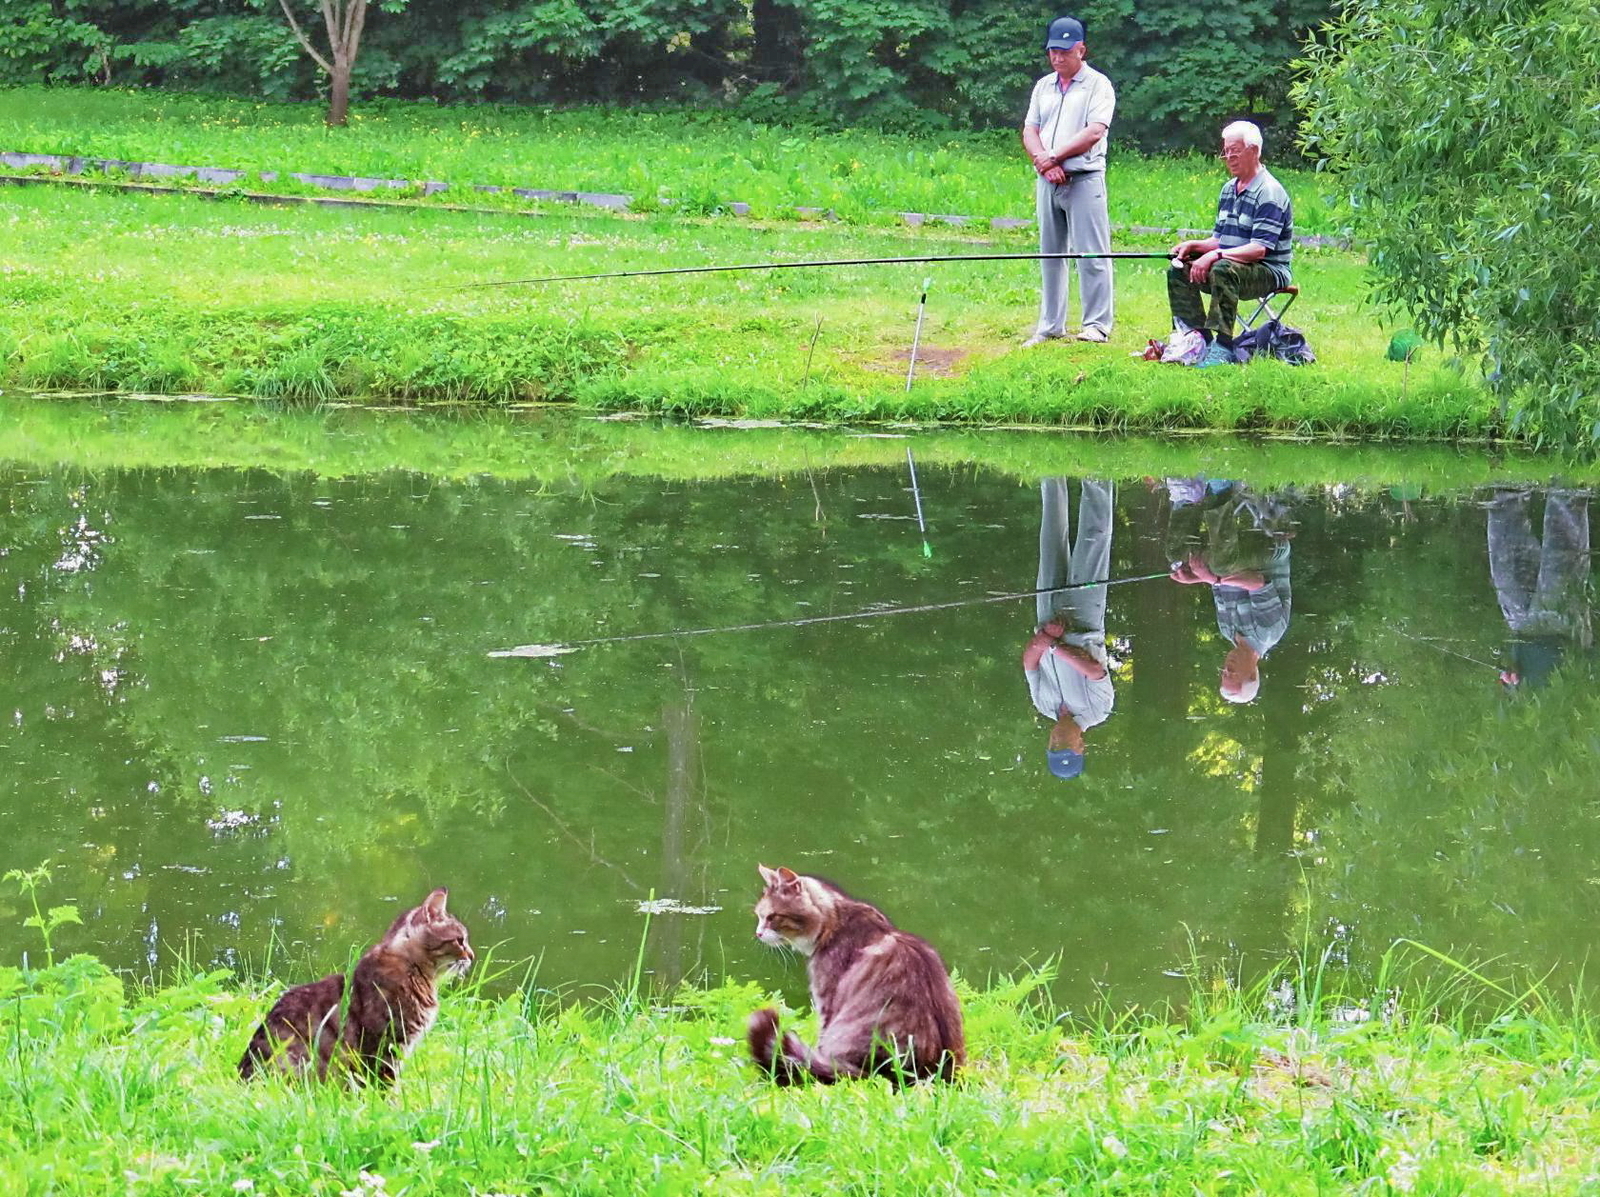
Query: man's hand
1022 628 1056 670
1185 554 1220 585
1031 150 1057 173
1043 164 1067 186
1170 238 1203 260
1189 250 1221 285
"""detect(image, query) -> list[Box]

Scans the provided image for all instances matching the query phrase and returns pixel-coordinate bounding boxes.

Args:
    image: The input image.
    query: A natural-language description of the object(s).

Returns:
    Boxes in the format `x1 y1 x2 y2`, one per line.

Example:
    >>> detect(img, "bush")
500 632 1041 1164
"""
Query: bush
1296 0 1600 451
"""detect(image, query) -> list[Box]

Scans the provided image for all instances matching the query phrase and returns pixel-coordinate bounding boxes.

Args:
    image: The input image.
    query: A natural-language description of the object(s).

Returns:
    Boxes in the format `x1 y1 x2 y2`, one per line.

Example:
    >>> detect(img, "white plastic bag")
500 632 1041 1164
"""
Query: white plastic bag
1160 328 1205 365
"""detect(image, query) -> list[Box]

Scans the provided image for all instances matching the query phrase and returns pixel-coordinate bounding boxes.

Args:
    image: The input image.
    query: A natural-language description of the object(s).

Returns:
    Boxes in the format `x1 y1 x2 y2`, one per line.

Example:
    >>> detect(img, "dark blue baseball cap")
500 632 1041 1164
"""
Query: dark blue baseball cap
1046 748 1085 779
1045 16 1086 50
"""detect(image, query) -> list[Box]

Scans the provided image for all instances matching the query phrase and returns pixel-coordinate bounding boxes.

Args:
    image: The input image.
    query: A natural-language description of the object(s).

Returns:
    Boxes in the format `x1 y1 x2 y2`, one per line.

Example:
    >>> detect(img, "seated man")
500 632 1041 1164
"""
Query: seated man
1167 120 1294 368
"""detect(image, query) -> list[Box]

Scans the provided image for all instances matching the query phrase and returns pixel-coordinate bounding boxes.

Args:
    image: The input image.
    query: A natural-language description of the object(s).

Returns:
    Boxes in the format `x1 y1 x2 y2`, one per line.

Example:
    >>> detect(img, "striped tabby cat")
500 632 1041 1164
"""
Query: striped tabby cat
237 887 473 1086
747 865 964 1085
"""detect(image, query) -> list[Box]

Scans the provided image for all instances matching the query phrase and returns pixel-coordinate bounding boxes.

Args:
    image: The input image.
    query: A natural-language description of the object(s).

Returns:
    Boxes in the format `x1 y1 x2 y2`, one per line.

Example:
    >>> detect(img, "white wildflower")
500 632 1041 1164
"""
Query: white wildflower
412 1140 441 1153
1100 1134 1129 1158
1386 1152 1420 1192
233 1182 255 1193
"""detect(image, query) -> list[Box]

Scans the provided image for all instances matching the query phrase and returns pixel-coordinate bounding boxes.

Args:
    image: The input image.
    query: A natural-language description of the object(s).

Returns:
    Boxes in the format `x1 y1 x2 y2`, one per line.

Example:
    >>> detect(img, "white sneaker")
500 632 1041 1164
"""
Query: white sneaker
1022 331 1064 348
1075 326 1109 343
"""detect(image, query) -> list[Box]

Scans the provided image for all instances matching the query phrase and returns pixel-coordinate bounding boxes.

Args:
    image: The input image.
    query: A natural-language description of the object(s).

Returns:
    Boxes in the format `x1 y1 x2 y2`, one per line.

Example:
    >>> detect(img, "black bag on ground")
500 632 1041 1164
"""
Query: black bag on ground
1235 318 1316 365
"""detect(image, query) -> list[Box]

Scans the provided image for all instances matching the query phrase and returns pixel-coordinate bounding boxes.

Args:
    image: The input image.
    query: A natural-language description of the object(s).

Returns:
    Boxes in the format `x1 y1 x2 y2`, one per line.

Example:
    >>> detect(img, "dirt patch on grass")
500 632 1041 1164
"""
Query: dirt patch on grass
884 345 970 377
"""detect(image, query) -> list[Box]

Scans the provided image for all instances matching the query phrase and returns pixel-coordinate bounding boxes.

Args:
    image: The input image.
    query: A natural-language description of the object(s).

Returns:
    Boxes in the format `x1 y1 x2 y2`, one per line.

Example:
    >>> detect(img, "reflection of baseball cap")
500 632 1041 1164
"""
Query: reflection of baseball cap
1046 748 1085 779
1045 16 1086 50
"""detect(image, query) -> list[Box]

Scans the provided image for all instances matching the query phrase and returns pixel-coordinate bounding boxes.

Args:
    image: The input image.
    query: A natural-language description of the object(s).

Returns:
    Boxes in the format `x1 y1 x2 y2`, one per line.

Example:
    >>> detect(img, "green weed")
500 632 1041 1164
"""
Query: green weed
4 861 82 969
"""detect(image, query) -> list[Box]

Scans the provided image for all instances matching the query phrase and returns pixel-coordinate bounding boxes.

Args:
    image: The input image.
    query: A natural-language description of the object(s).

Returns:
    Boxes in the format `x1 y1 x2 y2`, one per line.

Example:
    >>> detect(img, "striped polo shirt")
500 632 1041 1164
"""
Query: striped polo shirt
1214 542 1292 657
1024 62 1115 173
1213 167 1294 288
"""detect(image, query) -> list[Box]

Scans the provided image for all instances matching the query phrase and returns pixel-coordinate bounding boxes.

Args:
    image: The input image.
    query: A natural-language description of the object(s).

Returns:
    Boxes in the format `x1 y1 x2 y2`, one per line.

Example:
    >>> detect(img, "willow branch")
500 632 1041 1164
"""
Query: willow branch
345 0 369 65
276 0 333 74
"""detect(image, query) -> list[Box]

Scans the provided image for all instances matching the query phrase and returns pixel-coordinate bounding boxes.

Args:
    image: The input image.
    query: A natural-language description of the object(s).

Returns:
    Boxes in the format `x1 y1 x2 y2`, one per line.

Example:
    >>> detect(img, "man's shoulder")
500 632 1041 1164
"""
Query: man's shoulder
1079 62 1114 89
1256 167 1292 203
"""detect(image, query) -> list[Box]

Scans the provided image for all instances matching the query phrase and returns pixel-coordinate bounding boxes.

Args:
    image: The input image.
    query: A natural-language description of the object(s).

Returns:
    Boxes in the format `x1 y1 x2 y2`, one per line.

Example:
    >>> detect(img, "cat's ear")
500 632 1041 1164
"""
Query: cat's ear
758 864 780 887
776 866 799 887
422 888 449 918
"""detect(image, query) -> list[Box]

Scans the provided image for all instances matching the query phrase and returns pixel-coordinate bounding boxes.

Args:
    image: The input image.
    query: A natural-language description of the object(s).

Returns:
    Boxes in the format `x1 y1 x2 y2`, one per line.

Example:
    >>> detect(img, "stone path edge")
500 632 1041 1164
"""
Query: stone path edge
0 150 1352 248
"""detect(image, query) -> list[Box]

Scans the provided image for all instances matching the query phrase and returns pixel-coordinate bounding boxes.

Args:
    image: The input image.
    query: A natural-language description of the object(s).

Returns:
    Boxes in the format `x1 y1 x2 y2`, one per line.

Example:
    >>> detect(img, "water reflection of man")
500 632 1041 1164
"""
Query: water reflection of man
1164 480 1292 704
1489 487 1592 690
1022 478 1114 778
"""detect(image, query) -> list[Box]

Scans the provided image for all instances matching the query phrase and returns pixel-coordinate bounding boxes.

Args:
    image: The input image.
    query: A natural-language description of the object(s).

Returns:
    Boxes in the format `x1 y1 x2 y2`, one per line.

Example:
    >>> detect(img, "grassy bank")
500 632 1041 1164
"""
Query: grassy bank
0 183 1489 438
0 87 1345 232
6 947 1600 1194
3 398 1591 491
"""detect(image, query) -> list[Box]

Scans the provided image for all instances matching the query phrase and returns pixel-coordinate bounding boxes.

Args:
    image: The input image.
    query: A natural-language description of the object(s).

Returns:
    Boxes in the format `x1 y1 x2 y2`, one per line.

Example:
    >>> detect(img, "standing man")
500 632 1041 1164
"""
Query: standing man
1022 477 1116 778
1021 15 1116 347
1488 486 1592 690
1168 121 1294 368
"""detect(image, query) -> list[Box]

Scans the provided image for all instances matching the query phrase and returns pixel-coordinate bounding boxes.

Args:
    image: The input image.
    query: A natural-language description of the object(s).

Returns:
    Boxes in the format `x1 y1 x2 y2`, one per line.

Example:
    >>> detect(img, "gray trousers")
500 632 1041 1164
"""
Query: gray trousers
1034 172 1114 336
1488 488 1592 644
1037 478 1114 633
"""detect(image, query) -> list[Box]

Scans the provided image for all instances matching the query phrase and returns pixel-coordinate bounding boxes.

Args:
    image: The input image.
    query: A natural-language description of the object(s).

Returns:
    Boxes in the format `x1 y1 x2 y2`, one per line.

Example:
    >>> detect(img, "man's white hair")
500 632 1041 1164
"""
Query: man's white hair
1221 120 1264 153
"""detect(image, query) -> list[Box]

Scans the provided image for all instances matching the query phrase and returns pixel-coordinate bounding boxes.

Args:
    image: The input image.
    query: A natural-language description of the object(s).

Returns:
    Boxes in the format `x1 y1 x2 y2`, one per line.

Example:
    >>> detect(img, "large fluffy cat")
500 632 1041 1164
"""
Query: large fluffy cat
237 887 473 1086
747 864 964 1085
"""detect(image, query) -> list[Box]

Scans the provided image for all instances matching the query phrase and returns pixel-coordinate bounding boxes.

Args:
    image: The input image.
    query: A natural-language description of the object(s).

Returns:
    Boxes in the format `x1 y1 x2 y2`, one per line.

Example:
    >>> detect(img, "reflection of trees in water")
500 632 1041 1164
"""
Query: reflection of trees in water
6 465 1598 1002
652 680 717 986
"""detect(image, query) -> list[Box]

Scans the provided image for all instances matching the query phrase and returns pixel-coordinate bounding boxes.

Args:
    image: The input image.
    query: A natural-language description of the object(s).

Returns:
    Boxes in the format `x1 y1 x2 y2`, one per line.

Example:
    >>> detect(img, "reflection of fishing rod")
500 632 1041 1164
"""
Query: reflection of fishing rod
461 251 1175 289
489 571 1171 658
906 446 932 558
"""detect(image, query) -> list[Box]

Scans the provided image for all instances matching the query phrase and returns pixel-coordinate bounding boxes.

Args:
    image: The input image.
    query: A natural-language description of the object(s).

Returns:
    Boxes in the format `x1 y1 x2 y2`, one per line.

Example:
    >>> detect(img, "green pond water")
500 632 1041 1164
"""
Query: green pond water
3 432 1597 1008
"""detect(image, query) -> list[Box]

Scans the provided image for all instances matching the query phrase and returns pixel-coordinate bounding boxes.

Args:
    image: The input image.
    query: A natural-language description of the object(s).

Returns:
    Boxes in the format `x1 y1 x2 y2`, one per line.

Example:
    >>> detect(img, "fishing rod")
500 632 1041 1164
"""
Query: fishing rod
462 250 1176 289
488 571 1171 658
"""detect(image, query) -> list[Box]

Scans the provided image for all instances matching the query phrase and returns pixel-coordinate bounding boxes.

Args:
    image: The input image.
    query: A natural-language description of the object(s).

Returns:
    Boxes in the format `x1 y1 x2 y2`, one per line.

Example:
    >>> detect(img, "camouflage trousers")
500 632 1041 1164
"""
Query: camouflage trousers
1166 259 1279 338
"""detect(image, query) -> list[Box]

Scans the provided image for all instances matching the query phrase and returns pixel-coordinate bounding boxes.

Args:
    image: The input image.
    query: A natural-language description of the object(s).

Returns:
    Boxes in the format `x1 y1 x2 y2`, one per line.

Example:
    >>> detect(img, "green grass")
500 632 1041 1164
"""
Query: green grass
0 86 1348 233
0 183 1493 439
6 947 1600 1194
5 398 1595 491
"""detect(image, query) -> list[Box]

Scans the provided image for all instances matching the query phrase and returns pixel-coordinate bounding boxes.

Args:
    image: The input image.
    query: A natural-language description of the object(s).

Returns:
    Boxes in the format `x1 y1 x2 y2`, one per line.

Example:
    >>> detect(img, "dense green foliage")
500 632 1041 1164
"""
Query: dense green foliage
5 947 1600 1193
0 87 1345 228
1297 0 1600 452
0 184 1485 437
0 0 1334 149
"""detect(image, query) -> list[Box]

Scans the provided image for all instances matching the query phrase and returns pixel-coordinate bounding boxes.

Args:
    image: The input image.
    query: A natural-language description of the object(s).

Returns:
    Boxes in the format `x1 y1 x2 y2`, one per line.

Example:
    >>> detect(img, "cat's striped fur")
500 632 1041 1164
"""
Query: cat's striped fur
237 887 472 1086
747 865 964 1086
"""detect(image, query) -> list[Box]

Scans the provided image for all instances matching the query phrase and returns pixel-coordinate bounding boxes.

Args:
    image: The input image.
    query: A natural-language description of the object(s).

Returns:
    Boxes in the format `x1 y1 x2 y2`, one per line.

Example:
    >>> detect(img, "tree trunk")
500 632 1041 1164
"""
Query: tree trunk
327 62 351 127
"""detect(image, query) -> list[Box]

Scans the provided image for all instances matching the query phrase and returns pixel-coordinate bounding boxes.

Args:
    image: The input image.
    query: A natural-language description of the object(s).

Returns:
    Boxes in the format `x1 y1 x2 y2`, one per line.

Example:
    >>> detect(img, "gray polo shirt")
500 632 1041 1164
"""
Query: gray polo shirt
1025 63 1115 173
1025 634 1115 729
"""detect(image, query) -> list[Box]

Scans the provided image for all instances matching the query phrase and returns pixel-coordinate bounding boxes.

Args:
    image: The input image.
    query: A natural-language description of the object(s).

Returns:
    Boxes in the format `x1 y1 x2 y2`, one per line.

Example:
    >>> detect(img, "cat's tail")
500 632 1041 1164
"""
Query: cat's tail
746 1007 855 1085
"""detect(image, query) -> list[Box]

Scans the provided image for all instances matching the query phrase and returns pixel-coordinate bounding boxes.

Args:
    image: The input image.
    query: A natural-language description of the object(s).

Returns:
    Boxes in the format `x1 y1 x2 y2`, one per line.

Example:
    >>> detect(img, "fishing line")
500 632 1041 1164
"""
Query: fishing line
462 250 1176 289
489 571 1171 658
1385 623 1501 671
